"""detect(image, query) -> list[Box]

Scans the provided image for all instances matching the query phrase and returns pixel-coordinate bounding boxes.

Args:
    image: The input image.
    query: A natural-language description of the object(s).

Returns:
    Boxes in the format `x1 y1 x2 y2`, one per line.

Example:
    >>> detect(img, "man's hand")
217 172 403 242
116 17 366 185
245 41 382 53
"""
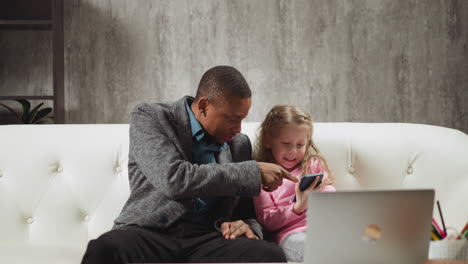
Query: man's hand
221 220 259 240
257 162 298 192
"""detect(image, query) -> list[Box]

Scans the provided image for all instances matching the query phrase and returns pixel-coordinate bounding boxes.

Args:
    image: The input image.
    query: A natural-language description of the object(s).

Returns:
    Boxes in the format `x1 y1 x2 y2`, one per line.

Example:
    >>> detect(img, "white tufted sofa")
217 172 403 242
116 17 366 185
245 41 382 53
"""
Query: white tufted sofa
0 123 467 264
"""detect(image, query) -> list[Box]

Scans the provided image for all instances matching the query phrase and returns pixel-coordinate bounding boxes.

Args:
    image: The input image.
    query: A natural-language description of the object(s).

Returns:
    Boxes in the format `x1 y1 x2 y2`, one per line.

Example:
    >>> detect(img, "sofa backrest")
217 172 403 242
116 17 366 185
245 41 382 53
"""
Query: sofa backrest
0 123 467 249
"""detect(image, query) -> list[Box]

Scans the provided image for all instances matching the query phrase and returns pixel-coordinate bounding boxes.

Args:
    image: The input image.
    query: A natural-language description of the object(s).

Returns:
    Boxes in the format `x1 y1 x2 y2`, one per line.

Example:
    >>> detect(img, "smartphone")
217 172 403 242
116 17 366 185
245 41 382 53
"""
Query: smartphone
293 173 324 202
298 173 324 192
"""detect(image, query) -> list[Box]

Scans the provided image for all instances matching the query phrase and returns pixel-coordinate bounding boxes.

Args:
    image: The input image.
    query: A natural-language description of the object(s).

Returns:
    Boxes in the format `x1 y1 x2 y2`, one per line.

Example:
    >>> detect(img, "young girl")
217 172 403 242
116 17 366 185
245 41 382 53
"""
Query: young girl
253 105 336 262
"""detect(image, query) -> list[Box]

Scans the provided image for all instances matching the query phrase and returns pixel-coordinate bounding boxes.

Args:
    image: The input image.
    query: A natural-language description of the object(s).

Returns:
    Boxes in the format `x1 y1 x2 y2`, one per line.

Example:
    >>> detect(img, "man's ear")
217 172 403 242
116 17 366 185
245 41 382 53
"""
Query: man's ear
197 97 209 115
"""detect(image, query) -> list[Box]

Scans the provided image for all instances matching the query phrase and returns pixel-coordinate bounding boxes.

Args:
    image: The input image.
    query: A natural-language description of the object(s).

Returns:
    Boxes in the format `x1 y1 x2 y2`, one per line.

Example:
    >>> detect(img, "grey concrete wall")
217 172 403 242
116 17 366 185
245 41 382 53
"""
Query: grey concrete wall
1 0 467 133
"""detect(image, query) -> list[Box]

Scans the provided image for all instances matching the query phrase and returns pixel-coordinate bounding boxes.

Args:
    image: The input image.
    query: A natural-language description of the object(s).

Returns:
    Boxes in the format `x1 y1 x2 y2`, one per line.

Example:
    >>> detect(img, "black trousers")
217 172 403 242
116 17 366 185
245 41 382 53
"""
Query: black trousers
81 221 286 263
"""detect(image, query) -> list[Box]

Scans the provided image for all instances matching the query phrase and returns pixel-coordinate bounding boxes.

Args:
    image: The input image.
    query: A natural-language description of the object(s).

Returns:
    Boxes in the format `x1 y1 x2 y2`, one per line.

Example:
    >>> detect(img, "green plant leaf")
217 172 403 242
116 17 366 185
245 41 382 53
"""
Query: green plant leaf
14 99 31 123
32 107 53 124
27 102 44 124
0 102 22 122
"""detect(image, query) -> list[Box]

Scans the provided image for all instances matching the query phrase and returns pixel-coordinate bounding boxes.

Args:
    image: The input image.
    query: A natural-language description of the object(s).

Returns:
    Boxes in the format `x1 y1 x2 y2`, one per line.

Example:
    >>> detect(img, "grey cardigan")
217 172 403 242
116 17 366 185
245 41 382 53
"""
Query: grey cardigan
114 96 264 238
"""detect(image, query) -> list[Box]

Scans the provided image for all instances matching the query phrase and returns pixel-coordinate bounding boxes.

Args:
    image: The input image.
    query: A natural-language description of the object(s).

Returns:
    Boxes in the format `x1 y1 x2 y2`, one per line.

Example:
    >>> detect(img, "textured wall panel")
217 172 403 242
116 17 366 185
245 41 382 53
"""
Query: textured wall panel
0 0 466 133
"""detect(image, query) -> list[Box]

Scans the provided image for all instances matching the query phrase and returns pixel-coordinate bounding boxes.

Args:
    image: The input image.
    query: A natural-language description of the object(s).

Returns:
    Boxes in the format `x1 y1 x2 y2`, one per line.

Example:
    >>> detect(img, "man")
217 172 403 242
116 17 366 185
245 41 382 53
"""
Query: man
81 66 296 263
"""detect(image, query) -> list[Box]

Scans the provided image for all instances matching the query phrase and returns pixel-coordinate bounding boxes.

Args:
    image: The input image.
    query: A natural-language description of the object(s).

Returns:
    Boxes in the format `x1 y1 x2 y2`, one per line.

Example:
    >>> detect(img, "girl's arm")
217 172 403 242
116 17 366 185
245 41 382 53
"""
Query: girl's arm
253 157 336 232
253 190 304 232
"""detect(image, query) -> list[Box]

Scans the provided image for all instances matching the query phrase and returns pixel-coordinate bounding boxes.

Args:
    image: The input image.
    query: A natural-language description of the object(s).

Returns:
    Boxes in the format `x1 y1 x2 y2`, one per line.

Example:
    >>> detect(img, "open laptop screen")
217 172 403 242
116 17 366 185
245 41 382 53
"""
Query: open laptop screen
304 189 434 264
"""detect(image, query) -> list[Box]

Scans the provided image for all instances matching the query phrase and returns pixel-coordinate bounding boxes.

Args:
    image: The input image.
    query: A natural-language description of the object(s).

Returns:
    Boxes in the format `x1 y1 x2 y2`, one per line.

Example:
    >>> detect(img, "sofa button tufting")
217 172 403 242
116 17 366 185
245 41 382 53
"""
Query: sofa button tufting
83 214 91 222
348 167 355 174
407 167 413 174
57 166 64 173
26 217 34 224
115 166 122 173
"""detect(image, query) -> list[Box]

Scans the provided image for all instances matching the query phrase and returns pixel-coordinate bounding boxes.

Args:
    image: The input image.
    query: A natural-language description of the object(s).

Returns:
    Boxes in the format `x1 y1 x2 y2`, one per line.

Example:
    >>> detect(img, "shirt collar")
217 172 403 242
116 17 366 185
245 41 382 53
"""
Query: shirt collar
185 100 228 151
186 100 205 141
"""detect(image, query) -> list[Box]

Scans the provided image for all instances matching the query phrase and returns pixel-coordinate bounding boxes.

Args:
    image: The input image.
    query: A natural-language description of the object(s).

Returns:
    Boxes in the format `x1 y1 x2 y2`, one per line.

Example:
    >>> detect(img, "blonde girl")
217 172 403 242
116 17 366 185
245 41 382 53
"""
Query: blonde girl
253 105 336 262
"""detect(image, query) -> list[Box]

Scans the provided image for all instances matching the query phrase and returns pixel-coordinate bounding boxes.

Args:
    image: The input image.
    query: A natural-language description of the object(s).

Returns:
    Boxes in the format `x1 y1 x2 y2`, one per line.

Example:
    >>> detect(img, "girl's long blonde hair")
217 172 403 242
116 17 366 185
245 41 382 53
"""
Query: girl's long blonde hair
254 105 335 186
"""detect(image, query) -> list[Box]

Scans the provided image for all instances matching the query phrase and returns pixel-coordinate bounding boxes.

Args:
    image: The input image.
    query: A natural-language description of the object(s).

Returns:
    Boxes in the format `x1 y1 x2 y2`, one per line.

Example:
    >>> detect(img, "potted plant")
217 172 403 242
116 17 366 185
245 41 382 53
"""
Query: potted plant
0 99 53 124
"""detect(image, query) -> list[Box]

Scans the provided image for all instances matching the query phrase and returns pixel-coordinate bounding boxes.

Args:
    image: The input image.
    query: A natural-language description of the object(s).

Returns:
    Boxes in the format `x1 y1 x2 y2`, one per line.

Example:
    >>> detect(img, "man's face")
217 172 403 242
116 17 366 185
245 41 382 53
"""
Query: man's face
200 96 251 144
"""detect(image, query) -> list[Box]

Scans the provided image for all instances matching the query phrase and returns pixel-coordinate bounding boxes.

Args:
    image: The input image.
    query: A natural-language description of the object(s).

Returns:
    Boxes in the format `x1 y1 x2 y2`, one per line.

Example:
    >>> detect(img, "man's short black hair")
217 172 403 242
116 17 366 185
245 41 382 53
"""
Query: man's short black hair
195 65 251 104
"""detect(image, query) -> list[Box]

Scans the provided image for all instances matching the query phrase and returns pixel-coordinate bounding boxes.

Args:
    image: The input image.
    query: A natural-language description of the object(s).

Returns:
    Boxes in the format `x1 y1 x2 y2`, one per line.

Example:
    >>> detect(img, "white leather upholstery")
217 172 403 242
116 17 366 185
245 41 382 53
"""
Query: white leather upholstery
0 123 467 264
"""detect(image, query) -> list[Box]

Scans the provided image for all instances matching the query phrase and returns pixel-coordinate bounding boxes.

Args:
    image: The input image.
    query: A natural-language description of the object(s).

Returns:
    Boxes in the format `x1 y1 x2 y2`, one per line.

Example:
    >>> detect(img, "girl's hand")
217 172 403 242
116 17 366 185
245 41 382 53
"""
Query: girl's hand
293 176 321 214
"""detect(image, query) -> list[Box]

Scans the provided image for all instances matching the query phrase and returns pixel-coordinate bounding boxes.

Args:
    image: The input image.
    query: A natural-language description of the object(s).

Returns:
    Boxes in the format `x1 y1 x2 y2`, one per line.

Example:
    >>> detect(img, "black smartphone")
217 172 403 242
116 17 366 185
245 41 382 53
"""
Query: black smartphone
293 173 324 202
298 173 324 192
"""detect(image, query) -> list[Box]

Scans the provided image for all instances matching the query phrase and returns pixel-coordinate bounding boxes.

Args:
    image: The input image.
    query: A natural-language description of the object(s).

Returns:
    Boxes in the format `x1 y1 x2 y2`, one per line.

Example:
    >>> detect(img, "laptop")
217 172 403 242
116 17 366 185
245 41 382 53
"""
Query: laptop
304 189 434 264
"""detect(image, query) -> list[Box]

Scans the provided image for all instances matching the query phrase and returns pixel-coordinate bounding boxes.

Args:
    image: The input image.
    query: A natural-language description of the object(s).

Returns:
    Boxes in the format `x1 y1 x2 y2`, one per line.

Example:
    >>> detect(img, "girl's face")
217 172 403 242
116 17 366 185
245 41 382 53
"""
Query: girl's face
266 123 310 171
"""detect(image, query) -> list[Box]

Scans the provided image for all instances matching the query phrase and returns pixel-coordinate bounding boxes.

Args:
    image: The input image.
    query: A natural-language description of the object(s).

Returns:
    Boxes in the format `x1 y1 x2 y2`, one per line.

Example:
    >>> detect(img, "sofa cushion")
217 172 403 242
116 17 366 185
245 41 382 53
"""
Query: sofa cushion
0 244 84 264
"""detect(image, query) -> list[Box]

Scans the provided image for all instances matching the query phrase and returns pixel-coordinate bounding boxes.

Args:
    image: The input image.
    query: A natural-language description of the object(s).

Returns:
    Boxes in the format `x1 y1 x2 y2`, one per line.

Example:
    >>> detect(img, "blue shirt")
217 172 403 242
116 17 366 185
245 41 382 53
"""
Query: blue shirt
186 102 227 165
185 100 227 217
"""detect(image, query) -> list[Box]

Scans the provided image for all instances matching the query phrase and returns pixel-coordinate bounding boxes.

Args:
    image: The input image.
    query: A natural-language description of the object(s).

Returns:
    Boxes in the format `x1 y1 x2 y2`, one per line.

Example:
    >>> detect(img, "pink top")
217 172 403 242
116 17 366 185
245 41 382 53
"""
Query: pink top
253 157 336 245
